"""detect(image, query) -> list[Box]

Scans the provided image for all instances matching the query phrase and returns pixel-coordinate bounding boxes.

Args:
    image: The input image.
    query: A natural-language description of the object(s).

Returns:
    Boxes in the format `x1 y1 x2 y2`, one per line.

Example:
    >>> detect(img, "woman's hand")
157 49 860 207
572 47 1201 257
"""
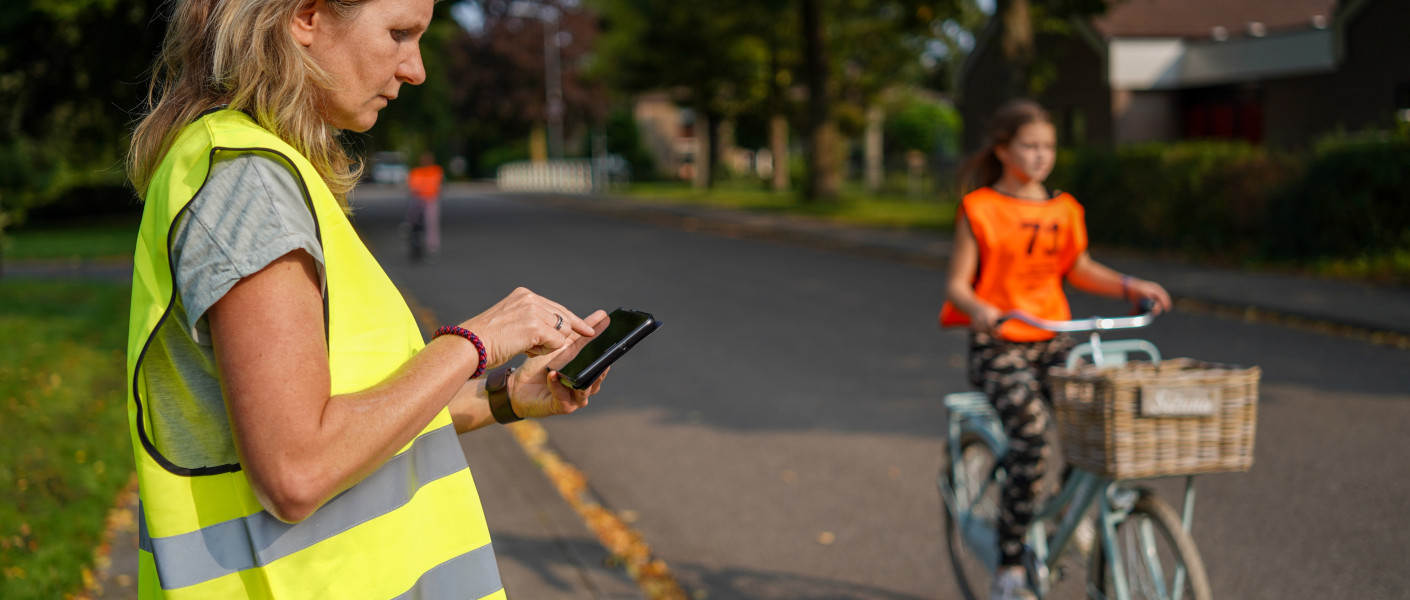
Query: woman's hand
1126 278 1173 315
459 287 595 367
509 309 610 419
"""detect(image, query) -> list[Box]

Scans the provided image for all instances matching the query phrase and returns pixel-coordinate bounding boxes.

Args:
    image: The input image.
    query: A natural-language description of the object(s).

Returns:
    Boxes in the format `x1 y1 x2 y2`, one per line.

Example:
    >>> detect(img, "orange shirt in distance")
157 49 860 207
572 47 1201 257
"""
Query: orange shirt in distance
941 186 1088 342
407 164 444 202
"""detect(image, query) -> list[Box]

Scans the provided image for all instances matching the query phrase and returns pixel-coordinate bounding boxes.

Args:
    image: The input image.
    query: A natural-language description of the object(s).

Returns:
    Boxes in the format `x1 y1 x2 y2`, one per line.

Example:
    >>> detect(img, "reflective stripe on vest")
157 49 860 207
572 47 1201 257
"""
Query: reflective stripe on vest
137 425 485 590
127 110 501 599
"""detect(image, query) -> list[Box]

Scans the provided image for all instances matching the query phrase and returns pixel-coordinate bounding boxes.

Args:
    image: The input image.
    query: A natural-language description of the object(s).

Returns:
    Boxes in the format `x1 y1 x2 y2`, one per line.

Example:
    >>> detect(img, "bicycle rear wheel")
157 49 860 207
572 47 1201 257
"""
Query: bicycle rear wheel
1088 490 1210 600
942 432 1002 600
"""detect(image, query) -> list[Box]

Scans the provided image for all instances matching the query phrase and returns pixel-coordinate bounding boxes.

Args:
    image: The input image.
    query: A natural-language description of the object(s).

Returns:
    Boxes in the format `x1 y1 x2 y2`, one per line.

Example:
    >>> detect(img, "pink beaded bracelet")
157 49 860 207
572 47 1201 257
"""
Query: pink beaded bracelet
433 325 487 379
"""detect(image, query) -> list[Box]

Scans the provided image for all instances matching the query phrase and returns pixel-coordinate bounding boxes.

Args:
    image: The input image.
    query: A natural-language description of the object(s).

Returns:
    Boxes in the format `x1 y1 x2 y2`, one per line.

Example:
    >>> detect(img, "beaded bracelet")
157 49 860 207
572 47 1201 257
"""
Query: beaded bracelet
433 325 487 379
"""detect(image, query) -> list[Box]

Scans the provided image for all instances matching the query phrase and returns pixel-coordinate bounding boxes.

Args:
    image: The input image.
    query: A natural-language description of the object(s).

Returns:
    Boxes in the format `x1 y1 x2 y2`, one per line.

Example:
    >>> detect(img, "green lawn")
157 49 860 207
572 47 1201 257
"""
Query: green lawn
2 215 139 261
624 180 959 231
1309 248 1410 287
0 280 133 599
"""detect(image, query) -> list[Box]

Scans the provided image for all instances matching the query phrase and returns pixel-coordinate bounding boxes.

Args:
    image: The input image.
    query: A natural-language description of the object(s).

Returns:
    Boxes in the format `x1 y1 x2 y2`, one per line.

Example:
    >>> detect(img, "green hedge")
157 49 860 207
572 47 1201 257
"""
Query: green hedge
1049 134 1410 280
1049 141 1299 257
1262 134 1410 262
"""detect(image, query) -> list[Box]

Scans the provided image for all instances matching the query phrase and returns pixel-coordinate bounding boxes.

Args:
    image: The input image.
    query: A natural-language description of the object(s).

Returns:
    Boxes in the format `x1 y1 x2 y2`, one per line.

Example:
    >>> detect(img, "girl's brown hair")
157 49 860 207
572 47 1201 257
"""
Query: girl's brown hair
127 0 372 206
957 99 1052 193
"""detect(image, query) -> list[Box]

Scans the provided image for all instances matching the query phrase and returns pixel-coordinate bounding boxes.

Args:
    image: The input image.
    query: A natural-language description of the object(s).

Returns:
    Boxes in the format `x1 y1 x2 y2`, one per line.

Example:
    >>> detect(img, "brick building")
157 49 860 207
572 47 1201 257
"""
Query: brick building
959 0 1410 150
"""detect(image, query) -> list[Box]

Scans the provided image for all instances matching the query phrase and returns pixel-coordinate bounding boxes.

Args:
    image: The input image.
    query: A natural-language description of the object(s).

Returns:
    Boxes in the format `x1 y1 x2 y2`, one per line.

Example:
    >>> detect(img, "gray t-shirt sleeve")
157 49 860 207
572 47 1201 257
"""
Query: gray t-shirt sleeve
171 151 326 344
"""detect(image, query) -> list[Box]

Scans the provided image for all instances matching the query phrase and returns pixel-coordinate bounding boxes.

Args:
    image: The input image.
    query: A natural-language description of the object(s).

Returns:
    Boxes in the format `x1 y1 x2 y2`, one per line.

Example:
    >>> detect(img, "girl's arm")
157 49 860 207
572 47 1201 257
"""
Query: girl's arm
1066 252 1172 313
944 213 1004 332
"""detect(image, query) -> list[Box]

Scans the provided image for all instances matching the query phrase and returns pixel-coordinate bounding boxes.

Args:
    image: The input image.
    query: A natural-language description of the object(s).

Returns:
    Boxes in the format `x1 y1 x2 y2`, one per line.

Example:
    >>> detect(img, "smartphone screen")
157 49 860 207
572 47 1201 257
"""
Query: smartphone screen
551 308 659 389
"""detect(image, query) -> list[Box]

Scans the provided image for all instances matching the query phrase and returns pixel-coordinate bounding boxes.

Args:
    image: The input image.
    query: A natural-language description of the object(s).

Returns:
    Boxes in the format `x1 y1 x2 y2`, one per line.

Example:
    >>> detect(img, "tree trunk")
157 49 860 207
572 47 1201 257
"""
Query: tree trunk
767 39 791 192
707 111 724 187
769 114 790 192
800 0 838 202
529 124 548 163
718 118 736 176
693 111 711 189
865 105 884 194
999 0 1034 99
906 150 926 198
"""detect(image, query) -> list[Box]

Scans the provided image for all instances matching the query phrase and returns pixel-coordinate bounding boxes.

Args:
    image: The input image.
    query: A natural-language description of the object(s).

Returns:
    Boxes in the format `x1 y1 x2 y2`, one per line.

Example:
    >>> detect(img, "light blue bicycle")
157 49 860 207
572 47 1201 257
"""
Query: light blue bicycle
939 309 1211 600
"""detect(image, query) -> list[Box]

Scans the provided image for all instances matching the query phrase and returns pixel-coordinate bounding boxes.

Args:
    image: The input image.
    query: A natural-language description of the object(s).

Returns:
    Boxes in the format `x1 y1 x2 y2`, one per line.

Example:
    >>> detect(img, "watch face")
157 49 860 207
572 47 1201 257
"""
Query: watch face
488 368 510 391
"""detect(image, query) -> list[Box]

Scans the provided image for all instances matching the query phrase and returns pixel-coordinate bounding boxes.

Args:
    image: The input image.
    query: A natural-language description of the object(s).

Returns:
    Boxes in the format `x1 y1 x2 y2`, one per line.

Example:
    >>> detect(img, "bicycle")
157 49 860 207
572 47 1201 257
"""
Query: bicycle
400 196 429 262
939 308 1212 600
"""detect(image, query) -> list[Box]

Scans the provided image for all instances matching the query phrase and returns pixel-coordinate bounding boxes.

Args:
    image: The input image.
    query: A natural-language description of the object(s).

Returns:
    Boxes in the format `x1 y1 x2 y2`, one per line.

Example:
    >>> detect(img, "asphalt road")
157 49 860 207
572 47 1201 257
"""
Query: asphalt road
353 187 1410 600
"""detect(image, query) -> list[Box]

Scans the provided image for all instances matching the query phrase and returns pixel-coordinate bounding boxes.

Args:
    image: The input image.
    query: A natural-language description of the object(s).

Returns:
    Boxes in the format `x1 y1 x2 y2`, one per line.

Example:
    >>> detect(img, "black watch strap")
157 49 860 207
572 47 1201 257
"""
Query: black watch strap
486 367 521 424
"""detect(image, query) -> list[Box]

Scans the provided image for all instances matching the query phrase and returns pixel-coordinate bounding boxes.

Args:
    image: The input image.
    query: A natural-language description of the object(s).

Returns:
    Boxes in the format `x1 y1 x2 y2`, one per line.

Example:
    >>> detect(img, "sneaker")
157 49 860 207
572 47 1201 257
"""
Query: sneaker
990 566 1036 600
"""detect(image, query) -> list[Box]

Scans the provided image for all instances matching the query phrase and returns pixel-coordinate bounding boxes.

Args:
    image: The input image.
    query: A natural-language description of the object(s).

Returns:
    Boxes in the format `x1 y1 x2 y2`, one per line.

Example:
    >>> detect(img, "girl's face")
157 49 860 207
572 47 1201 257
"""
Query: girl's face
995 121 1057 185
292 0 432 132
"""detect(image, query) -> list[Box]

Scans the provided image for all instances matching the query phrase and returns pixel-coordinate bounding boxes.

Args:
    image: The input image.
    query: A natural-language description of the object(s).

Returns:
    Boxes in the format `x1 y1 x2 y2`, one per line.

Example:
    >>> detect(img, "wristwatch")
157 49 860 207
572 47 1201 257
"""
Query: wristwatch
486 367 521 424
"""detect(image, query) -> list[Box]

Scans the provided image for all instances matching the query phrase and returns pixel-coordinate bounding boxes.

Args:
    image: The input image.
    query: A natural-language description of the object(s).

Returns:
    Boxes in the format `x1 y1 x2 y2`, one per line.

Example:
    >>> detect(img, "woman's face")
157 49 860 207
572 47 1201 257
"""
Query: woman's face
292 0 432 132
995 121 1057 185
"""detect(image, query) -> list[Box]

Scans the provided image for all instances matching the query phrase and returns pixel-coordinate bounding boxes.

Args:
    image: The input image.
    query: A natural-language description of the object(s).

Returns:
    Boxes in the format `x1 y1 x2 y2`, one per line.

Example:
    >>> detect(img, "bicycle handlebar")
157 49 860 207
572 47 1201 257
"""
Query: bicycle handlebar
996 299 1158 333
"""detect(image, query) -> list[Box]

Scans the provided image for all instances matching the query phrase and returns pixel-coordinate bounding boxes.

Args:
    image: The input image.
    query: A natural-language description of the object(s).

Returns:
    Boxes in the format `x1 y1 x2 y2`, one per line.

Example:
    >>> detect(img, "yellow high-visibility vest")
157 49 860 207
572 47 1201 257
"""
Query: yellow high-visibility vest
126 109 504 599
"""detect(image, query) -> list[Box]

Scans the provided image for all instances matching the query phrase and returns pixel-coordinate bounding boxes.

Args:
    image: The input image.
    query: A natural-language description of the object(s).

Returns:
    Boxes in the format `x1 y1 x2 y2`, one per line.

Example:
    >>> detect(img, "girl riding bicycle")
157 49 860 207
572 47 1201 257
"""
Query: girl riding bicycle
939 99 1172 600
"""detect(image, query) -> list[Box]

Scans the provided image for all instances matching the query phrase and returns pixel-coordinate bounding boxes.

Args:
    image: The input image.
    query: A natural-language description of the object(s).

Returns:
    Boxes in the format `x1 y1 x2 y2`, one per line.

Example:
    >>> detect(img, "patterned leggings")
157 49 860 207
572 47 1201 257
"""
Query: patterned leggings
966 331 1076 567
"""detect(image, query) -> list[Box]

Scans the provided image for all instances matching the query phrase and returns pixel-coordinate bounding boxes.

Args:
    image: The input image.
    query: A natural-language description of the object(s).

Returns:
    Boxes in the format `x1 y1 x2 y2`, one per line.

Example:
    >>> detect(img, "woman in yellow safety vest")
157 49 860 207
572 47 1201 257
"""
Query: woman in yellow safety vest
124 1 606 598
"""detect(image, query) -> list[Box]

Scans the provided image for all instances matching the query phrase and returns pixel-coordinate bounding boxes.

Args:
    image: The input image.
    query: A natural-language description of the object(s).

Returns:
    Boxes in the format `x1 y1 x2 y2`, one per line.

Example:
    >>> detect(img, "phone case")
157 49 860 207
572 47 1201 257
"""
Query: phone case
556 309 661 390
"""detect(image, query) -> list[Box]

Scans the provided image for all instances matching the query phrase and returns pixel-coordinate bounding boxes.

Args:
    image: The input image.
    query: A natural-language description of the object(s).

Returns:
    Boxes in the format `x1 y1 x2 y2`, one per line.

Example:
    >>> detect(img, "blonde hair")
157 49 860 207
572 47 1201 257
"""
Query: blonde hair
127 0 372 205
958 99 1052 193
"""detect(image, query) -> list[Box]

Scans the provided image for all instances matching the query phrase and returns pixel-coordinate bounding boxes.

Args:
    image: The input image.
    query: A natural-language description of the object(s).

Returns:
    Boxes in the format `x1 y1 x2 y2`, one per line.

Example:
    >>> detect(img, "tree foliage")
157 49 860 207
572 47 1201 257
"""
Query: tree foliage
0 0 165 223
446 1 605 166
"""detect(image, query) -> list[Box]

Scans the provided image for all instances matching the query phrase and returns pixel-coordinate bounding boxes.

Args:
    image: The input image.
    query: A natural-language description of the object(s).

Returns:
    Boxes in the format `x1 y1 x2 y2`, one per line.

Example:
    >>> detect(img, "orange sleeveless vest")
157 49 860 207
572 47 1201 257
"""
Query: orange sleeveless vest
940 187 1087 342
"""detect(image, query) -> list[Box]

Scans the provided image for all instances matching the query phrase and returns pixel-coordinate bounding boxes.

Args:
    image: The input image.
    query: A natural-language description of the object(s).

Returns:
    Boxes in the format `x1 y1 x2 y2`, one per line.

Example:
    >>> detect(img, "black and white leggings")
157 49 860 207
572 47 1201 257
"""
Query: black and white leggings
966 331 1076 567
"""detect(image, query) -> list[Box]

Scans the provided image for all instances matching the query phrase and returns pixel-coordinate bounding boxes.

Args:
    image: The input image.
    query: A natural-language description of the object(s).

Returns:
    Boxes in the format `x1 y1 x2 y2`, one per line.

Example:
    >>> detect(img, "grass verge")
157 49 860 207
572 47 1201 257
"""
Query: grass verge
2 215 140 261
624 180 958 231
0 280 134 600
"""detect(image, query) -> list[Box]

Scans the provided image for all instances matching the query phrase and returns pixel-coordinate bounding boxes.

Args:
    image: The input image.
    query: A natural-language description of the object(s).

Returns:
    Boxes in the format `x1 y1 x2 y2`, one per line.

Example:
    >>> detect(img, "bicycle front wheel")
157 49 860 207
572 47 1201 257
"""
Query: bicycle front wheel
1088 490 1210 600
942 432 1002 600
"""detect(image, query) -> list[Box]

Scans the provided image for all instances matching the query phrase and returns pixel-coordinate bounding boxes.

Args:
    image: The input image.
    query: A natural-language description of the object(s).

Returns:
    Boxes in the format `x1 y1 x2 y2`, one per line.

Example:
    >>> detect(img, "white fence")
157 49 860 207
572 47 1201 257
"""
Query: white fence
495 158 630 194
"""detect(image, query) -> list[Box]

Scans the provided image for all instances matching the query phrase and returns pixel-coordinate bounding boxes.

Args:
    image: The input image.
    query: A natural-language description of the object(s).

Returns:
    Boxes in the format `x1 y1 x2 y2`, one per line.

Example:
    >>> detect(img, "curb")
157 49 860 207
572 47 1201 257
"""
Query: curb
88 477 139 600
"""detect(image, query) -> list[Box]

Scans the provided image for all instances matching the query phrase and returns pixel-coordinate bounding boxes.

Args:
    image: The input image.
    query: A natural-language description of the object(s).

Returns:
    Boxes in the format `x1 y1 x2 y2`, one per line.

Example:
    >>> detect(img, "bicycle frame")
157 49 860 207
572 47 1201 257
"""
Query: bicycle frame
941 308 1202 600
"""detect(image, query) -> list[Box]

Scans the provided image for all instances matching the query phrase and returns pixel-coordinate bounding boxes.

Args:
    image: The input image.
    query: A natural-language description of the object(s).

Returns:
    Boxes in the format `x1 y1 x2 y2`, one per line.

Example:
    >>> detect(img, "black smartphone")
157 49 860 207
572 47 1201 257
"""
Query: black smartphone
551 308 661 390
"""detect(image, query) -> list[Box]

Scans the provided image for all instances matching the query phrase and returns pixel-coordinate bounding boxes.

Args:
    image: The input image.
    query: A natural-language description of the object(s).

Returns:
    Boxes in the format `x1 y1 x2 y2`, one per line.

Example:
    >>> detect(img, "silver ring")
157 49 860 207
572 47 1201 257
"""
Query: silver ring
553 314 564 330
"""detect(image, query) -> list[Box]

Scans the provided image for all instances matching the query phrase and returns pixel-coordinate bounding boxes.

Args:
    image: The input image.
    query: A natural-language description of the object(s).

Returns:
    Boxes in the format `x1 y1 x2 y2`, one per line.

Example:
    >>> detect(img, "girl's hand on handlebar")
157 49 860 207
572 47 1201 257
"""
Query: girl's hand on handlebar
459 287 595 367
1127 279 1173 315
969 303 1005 334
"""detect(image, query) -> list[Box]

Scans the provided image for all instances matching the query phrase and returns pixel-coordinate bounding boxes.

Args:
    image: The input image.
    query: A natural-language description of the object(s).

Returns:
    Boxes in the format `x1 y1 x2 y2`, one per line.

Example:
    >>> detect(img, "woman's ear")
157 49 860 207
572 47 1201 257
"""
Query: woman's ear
290 0 320 47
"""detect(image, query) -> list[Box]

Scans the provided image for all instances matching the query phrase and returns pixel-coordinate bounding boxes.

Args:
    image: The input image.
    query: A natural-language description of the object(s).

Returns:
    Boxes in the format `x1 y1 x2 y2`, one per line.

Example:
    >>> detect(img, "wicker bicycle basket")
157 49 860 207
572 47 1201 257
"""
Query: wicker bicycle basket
1050 358 1259 480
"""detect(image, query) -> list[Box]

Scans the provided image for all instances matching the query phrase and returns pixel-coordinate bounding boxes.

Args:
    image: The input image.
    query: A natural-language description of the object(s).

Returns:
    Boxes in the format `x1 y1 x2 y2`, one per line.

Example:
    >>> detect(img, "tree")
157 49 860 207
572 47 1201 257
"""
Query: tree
994 0 1111 97
0 0 166 222
817 0 962 200
370 1 608 175
589 0 775 187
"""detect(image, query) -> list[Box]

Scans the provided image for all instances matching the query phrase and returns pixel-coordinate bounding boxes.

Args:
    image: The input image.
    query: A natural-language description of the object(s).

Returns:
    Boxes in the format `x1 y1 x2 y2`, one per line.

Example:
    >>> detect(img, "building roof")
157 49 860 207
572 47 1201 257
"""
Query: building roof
1092 0 1340 39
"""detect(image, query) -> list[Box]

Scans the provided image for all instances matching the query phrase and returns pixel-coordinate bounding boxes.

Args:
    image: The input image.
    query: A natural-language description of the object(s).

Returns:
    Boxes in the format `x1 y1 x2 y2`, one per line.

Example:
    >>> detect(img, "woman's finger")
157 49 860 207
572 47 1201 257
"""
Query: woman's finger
540 299 595 337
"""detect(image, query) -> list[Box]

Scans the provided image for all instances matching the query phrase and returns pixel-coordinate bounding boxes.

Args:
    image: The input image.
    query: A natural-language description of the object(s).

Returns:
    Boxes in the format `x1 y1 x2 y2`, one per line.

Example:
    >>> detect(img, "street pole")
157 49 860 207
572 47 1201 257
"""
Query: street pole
542 6 565 160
